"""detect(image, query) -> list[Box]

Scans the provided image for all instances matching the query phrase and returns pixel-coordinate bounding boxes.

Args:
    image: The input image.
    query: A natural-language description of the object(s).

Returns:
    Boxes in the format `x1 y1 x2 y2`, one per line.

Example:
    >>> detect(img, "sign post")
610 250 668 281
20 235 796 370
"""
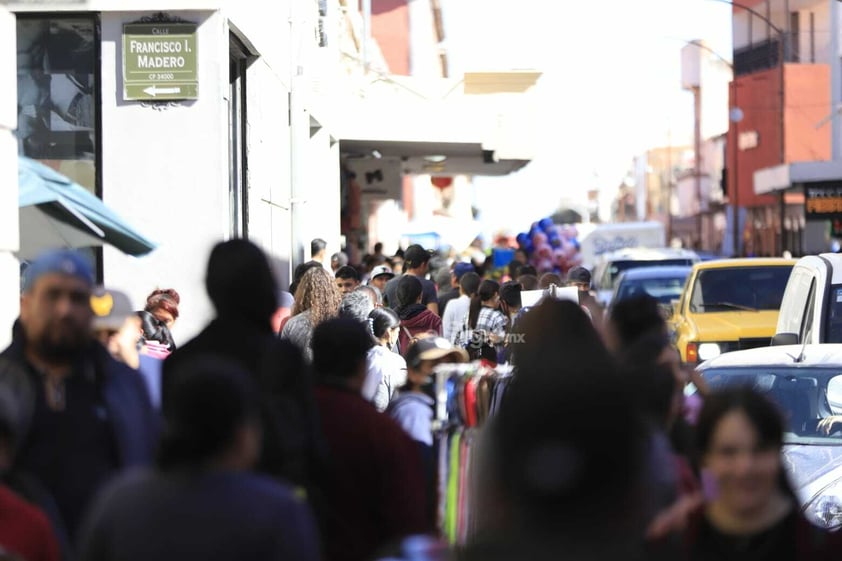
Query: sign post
122 23 198 101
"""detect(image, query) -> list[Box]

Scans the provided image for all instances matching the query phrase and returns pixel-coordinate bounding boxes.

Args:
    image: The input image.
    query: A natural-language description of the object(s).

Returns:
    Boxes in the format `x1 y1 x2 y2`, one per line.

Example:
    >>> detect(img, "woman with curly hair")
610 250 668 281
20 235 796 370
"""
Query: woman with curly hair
280 266 342 362
145 288 180 330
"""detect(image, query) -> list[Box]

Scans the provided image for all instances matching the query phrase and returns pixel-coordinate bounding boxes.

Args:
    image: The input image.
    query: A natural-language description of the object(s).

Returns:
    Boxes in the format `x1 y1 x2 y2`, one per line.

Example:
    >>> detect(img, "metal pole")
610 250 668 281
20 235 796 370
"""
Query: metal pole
733 80 741 257
362 0 371 71
832 0 841 160
694 85 703 249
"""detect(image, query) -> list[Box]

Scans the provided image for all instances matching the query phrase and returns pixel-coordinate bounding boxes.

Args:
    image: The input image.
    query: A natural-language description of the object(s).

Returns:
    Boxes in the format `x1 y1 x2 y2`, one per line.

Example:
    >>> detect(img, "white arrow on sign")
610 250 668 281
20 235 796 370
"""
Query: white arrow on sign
143 85 181 97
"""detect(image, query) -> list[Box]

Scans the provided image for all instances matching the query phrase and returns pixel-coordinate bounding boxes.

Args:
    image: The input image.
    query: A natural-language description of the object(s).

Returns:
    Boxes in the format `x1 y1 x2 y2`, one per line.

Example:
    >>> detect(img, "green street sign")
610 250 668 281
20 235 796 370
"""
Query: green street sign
123 23 198 101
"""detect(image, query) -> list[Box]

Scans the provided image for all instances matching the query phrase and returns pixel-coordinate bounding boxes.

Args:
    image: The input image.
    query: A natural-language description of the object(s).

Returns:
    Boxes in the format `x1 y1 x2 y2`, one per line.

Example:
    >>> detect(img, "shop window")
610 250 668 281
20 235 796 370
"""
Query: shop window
16 15 101 276
228 32 256 239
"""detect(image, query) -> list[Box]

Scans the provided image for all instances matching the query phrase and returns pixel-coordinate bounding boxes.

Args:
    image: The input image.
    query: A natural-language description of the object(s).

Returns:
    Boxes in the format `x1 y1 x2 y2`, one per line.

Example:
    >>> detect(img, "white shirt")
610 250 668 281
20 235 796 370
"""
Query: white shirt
442 294 470 344
363 344 408 412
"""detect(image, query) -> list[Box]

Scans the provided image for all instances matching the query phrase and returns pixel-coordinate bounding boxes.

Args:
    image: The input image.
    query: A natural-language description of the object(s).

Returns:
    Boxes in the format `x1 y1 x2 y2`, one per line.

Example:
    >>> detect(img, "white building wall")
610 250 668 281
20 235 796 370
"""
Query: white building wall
8 1 344 343
0 7 18 349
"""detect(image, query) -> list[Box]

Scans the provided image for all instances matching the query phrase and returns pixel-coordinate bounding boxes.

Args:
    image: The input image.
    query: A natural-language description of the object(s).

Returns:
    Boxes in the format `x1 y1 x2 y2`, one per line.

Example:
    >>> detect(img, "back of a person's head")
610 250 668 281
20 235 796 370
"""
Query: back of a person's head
518 265 538 278
460 272 481 297
369 307 400 339
397 275 423 309
145 288 180 319
158 356 260 470
312 318 372 382
339 290 375 323
500 281 523 308
538 273 563 290
311 238 327 257
508 260 524 280
293 266 342 326
607 294 666 351
205 239 277 326
477 279 500 302
489 300 646 539
518 274 539 291
290 261 322 295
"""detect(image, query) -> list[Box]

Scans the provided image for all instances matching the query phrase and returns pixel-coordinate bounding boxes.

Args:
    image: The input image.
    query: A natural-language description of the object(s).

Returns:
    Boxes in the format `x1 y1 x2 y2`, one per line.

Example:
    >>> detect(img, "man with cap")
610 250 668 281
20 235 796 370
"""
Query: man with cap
91 287 163 410
383 244 439 316
567 266 603 333
437 262 474 317
0 249 157 544
367 265 394 294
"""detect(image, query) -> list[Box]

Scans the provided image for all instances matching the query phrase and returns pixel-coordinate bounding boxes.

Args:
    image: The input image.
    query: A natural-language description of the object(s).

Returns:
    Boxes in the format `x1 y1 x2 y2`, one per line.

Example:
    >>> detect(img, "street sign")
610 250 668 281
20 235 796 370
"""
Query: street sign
123 23 198 101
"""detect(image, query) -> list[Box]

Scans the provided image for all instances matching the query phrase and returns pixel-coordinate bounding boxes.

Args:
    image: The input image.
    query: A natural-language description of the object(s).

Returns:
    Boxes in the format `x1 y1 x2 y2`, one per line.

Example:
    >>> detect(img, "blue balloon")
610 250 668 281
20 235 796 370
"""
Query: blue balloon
539 218 554 232
523 240 534 254
516 233 529 246
571 238 580 251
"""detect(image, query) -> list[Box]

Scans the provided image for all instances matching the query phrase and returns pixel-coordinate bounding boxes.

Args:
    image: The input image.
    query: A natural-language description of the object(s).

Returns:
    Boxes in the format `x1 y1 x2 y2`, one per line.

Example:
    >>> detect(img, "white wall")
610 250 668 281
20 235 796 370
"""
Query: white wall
99 10 228 343
0 7 19 349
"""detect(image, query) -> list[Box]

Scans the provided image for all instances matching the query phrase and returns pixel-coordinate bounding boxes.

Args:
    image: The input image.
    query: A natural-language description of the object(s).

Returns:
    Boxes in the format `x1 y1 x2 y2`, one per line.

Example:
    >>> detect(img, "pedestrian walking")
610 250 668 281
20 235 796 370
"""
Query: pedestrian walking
281 266 342 363
465 280 506 362
384 245 439 315
312 318 428 561
78 357 321 561
362 307 406 412
0 249 157 545
395 276 442 354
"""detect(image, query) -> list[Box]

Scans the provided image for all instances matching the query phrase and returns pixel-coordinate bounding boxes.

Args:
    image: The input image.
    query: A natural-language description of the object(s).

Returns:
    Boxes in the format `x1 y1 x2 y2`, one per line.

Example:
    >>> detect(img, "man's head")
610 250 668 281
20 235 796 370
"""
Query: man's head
91 287 141 366
435 268 452 293
206 239 277 328
368 265 394 292
355 284 382 308
312 318 373 392
452 262 475 288
311 238 327 261
330 251 349 273
335 265 361 294
403 244 431 274
397 275 424 308
405 336 468 383
20 249 95 362
566 266 592 292
539 273 563 290
459 272 481 297
373 242 384 255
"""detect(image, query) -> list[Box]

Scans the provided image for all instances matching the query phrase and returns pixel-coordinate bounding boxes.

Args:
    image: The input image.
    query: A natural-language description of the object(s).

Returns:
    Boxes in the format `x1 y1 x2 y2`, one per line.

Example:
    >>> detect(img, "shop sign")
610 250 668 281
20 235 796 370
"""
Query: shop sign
738 130 759 151
123 23 198 101
804 181 842 221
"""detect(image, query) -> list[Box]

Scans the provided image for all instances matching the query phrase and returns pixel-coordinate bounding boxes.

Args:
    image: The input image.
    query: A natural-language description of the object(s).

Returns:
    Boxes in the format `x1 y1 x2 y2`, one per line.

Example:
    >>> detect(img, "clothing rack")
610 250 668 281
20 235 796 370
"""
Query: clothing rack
431 361 513 545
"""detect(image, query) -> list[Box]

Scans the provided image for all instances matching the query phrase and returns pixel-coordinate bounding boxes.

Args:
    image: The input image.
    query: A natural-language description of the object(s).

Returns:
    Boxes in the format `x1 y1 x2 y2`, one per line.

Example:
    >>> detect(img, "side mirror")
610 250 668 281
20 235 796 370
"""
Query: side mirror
771 333 799 346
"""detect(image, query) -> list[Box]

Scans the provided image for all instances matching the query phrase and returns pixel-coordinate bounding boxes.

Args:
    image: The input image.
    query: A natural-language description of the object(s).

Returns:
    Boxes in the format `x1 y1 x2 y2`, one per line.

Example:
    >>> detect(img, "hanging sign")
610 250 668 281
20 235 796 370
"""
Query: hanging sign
123 23 198 101
804 181 842 221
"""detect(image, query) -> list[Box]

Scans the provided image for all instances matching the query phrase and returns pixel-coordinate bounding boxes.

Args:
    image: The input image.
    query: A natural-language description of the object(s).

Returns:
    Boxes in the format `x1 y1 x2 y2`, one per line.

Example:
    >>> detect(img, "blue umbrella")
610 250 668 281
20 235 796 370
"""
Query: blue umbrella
17 156 156 259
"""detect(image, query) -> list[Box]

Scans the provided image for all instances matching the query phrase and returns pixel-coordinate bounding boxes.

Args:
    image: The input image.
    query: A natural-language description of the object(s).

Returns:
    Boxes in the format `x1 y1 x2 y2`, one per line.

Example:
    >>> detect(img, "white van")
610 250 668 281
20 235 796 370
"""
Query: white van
774 253 842 345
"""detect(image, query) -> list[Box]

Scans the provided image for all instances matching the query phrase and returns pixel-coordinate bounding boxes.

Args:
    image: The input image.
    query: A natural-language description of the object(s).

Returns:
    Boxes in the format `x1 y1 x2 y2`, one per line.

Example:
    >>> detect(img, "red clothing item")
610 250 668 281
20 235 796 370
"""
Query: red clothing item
398 310 443 355
0 485 60 561
315 385 429 561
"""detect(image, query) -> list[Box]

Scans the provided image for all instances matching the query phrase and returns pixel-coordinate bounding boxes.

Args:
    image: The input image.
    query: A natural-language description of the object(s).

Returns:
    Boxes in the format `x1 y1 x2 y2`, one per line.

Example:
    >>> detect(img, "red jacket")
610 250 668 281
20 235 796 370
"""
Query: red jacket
398 305 442 354
314 385 429 561
0 485 60 561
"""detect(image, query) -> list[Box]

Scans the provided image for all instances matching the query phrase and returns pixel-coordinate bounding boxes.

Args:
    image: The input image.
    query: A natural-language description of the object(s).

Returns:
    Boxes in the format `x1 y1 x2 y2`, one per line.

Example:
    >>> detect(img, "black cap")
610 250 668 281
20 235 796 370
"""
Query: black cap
404 244 431 268
567 266 591 285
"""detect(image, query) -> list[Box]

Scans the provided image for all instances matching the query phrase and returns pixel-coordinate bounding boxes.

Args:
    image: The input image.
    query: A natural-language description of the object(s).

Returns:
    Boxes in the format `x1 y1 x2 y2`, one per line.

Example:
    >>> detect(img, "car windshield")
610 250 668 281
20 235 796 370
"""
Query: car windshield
607 259 694 287
701 367 842 445
615 275 687 304
689 266 792 313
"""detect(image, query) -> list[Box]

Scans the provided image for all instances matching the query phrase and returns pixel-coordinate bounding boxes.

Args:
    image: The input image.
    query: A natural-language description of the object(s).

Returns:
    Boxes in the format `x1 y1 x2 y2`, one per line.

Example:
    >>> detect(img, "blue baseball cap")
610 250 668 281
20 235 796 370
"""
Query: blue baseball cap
22 249 95 292
453 262 474 280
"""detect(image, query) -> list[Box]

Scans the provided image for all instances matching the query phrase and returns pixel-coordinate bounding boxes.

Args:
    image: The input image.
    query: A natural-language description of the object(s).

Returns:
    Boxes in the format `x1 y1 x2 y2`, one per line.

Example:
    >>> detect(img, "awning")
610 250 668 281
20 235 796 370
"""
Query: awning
754 161 842 195
18 156 157 259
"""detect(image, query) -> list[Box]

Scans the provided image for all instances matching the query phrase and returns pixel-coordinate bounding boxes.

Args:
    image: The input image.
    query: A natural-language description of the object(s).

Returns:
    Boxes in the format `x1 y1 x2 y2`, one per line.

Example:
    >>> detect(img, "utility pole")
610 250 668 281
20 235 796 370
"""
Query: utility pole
693 84 703 250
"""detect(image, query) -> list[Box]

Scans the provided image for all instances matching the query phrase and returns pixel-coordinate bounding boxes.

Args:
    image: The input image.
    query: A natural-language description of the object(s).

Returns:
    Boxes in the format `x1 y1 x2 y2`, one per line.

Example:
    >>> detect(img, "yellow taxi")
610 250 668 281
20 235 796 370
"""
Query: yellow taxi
671 258 795 364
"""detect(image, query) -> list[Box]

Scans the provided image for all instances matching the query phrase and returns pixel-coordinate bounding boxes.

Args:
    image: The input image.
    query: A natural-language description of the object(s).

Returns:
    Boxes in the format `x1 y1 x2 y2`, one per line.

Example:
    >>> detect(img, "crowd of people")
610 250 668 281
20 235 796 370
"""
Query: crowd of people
0 238 840 561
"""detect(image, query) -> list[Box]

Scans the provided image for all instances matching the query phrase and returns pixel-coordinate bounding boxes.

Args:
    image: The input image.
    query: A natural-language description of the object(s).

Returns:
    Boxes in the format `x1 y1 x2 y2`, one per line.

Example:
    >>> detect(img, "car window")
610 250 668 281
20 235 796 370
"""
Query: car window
702 367 842 444
826 286 842 343
616 276 687 304
689 266 792 313
607 259 694 287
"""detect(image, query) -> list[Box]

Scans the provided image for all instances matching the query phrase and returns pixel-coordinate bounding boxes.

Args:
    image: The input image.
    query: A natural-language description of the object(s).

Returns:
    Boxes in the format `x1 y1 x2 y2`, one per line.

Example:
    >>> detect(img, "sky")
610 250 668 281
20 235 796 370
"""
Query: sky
439 0 733 235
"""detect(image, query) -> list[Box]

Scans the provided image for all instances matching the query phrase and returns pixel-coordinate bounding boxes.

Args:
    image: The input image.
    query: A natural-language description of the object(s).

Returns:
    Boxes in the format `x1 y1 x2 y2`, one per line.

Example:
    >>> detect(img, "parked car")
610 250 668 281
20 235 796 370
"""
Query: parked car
592 247 700 307
670 258 795 364
609 265 691 311
693 344 842 531
774 253 842 346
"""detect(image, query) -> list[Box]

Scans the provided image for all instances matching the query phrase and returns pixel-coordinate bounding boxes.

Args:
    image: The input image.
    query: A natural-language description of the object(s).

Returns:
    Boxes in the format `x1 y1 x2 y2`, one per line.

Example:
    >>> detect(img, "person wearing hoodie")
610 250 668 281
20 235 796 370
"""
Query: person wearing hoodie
162 240 327 518
395 276 442 355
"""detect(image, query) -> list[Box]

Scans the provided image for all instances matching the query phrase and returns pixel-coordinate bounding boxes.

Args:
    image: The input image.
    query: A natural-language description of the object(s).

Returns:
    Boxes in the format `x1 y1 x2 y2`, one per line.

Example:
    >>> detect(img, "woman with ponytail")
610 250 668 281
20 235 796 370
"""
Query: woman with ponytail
362 307 407 412
466 279 507 361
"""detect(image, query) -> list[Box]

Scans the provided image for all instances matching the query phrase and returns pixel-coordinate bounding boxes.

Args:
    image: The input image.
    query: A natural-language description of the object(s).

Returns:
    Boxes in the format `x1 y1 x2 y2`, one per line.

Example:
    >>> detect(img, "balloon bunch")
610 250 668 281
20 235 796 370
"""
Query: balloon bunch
515 217 584 274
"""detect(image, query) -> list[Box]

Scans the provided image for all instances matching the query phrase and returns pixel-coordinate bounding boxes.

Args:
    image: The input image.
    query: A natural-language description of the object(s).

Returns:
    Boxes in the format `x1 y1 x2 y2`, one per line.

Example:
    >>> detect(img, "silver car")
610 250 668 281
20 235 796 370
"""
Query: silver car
695 344 842 531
